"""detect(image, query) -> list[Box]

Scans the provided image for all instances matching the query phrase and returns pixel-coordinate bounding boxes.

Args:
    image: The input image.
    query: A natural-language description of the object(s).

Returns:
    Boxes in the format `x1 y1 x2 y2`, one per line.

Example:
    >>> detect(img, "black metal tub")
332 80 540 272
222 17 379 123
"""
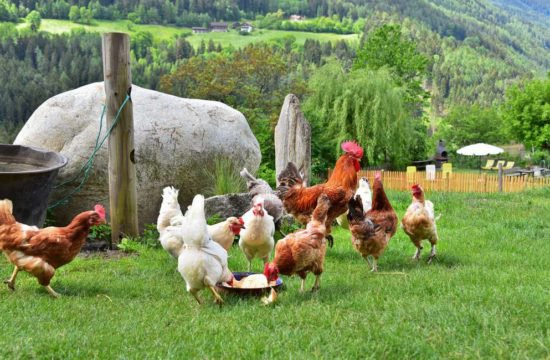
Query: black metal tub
0 144 68 226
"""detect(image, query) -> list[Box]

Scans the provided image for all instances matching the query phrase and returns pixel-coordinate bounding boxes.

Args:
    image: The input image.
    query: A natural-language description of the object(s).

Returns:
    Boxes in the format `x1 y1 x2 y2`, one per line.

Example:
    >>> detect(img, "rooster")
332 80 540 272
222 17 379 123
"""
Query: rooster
239 197 275 271
240 168 284 229
336 177 372 230
277 141 363 247
0 199 106 297
365 172 398 242
401 184 439 263
165 194 232 305
347 194 387 272
264 194 330 292
157 187 245 257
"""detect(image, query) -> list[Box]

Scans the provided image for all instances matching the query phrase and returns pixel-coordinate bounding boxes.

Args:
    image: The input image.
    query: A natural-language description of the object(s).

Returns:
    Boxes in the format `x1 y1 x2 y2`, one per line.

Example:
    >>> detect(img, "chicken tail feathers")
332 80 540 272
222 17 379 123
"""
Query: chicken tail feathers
0 199 16 225
157 186 182 233
182 194 209 248
240 167 257 182
276 162 304 198
347 195 365 223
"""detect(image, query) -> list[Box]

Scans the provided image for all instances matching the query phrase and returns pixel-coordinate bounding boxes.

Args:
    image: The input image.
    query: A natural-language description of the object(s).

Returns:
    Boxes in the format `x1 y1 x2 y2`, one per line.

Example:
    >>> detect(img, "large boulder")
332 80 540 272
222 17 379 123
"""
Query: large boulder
14 82 261 227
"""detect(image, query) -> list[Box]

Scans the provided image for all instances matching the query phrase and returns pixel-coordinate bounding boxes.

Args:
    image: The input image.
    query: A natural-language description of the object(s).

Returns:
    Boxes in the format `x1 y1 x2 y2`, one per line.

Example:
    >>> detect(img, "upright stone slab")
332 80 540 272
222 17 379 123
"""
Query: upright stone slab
275 94 311 186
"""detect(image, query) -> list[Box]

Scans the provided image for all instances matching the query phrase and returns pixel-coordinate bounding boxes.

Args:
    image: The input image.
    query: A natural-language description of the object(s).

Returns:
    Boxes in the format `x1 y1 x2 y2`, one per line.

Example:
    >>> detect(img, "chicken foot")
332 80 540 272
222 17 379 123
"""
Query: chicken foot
208 286 224 305
427 244 437 264
45 285 60 298
364 256 378 272
412 245 423 261
190 289 203 305
3 267 19 291
311 275 321 292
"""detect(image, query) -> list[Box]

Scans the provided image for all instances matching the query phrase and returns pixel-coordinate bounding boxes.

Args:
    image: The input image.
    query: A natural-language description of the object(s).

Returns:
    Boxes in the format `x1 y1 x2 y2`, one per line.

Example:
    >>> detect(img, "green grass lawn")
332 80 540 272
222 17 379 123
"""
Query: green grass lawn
1 189 549 358
17 19 358 47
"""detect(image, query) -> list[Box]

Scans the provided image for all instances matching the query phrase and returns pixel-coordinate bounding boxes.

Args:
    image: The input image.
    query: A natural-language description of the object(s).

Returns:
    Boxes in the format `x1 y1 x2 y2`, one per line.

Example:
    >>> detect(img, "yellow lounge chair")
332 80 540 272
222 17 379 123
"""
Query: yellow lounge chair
492 160 506 170
442 163 452 178
502 161 515 170
481 159 496 170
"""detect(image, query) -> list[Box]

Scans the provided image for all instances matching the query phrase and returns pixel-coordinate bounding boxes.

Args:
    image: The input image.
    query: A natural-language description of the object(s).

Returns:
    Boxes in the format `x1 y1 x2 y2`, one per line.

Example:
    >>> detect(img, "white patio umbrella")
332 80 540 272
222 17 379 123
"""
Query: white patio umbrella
457 143 504 156
457 143 504 171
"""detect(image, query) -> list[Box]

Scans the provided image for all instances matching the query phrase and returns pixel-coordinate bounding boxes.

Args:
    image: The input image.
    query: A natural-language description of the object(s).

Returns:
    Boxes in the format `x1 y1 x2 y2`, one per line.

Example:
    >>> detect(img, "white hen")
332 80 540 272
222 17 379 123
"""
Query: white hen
166 194 233 305
157 187 185 258
336 177 373 229
239 197 275 271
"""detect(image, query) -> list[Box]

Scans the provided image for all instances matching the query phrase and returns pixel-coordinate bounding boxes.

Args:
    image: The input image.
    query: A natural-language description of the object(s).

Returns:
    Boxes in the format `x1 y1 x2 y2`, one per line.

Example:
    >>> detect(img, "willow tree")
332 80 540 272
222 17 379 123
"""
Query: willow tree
304 61 412 169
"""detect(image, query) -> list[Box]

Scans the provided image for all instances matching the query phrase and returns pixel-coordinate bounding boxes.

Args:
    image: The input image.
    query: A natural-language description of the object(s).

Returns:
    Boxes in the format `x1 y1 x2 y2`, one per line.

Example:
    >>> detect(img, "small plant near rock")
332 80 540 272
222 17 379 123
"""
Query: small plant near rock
205 157 246 196
140 224 160 249
117 238 141 253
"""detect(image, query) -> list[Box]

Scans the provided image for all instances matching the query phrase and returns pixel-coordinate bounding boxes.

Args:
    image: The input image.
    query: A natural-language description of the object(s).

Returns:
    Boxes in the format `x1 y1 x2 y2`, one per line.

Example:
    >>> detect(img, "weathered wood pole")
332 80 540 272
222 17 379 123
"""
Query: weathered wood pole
102 32 138 246
497 163 503 192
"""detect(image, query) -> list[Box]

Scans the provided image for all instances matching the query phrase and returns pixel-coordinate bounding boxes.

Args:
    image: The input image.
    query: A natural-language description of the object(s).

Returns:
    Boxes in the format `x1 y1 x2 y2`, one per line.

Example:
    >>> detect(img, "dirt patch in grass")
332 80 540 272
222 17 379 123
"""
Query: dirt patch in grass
79 250 138 260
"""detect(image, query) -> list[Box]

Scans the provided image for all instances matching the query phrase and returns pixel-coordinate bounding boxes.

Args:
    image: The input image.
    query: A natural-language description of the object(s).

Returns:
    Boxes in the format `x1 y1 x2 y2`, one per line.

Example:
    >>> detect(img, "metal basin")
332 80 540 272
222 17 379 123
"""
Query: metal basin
0 144 67 226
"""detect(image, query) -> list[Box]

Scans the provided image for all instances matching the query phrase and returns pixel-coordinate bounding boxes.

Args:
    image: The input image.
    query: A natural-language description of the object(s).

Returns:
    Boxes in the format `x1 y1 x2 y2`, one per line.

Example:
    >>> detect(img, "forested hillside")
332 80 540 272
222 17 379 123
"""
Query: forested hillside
0 0 548 172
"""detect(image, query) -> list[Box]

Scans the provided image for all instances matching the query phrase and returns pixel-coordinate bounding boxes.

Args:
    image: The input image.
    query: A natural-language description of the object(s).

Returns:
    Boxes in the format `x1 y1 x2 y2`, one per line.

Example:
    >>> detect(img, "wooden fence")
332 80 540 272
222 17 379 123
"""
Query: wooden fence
328 169 550 193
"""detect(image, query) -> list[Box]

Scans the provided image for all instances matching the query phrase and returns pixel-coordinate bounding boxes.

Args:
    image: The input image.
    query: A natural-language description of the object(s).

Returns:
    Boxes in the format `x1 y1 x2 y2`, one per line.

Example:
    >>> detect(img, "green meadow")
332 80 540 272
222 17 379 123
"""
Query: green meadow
1 189 548 358
19 19 358 47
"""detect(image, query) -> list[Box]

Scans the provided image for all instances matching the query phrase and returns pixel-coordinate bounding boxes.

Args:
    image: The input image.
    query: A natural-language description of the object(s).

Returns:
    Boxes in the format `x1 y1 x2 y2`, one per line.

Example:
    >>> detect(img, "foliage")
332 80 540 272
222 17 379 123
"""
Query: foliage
89 224 112 242
25 10 41 32
1 189 549 358
258 13 357 34
204 157 246 196
354 24 429 114
436 105 509 150
206 214 224 226
304 61 421 169
502 75 550 150
117 237 141 253
140 223 160 249
160 43 307 174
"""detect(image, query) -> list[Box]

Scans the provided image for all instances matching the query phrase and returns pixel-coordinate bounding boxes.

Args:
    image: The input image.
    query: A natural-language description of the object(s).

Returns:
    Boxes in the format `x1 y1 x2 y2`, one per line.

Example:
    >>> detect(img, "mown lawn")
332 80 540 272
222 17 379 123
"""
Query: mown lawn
1 188 549 358
17 19 358 47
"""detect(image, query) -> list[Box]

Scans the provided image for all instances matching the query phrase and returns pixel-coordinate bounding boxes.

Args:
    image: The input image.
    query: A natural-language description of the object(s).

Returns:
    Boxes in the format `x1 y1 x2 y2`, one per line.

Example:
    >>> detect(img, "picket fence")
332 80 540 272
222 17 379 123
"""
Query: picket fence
327 169 550 193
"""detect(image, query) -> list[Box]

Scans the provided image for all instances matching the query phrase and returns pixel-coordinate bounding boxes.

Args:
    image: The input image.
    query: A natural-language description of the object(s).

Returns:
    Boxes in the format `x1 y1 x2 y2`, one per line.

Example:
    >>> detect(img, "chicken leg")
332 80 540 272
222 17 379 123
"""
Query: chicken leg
208 285 224 305
427 244 436 264
45 285 60 298
300 277 307 293
4 267 19 291
311 274 321 292
190 289 203 304
412 245 423 260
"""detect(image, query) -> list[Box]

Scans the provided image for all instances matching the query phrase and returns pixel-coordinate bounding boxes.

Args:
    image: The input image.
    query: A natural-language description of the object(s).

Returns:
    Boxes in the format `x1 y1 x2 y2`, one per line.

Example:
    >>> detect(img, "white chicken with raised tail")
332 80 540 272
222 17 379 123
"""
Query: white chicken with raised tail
157 187 185 258
336 177 373 230
166 194 233 305
157 187 246 257
239 197 275 271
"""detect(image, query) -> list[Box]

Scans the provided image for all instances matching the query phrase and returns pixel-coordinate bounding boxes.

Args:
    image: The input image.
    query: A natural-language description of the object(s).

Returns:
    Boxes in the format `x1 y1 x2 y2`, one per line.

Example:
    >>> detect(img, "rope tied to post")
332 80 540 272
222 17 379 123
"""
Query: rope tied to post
48 94 131 210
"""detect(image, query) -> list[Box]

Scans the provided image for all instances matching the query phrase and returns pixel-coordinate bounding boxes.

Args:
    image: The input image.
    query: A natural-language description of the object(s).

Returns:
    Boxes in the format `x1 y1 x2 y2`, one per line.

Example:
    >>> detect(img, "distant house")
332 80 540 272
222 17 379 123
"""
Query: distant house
289 15 305 21
192 27 208 34
210 22 228 32
240 23 253 33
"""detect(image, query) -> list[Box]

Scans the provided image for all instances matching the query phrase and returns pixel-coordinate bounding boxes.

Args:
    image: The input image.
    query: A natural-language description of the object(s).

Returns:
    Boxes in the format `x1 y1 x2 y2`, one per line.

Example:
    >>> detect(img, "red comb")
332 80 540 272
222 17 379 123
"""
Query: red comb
375 171 382 181
341 141 364 158
239 217 244 225
94 204 106 220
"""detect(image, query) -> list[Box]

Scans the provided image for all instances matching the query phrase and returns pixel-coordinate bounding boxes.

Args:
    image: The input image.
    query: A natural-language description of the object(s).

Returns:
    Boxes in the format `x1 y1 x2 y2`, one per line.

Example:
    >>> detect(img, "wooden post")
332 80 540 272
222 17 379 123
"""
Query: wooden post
497 163 503 192
102 33 138 246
